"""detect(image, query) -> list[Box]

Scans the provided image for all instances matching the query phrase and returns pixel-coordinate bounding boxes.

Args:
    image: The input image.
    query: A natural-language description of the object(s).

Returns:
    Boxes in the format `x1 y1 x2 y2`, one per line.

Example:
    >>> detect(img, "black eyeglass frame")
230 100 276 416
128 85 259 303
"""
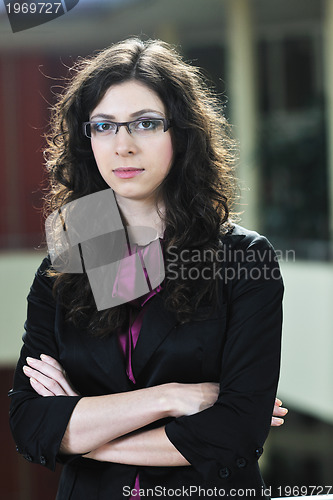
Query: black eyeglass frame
82 118 172 138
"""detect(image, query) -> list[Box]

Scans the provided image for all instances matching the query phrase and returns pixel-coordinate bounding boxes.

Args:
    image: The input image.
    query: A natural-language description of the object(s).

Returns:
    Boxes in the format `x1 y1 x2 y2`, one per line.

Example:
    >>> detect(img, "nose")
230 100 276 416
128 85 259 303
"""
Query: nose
113 125 137 156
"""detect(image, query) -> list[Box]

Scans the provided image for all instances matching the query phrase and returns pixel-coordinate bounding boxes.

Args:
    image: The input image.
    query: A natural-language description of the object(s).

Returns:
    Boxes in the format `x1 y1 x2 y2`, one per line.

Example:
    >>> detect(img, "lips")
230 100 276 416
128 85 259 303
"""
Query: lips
113 168 144 179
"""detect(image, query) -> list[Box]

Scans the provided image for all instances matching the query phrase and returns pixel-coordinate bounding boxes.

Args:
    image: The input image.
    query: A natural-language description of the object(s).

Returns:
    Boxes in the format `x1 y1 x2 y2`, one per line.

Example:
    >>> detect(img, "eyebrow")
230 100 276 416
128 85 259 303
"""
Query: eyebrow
90 109 164 121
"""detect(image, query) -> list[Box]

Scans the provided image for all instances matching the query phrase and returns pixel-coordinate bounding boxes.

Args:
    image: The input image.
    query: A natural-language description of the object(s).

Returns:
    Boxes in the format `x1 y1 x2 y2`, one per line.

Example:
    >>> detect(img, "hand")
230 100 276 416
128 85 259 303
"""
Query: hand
23 354 79 397
167 384 288 425
271 398 288 426
166 382 220 418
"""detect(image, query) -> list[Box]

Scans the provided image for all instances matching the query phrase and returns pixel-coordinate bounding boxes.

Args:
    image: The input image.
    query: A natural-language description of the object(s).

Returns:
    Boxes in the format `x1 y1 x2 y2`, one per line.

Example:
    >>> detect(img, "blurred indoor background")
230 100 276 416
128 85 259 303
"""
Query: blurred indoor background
0 0 332 498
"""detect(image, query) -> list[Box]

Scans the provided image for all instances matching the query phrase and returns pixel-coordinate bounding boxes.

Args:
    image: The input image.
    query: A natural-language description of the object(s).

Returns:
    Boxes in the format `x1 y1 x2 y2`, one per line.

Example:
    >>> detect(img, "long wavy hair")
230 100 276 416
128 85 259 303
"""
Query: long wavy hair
44 37 238 337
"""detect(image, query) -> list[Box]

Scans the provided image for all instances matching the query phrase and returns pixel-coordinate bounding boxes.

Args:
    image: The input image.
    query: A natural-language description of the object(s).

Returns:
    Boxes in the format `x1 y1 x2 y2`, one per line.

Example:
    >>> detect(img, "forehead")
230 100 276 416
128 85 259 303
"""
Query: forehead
90 80 166 118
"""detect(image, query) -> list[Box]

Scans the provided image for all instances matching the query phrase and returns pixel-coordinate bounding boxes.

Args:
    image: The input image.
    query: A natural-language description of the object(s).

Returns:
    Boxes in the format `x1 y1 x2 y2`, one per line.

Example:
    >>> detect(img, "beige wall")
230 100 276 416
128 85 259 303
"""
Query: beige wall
278 260 333 424
0 252 45 366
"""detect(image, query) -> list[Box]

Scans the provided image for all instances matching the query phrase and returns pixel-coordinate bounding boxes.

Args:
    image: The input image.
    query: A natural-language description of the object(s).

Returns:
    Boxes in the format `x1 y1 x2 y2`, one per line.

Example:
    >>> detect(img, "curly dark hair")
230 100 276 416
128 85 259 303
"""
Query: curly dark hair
44 37 238 337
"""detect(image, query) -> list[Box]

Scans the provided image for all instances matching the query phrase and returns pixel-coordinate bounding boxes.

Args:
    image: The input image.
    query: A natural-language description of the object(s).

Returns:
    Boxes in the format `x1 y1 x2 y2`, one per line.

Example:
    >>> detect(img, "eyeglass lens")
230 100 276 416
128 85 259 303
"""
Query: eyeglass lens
84 118 169 138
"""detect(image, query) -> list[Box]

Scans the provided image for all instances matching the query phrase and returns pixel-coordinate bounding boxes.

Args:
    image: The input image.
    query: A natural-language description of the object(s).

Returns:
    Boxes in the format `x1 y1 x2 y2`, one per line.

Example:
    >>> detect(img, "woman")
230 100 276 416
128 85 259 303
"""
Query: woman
9 38 286 499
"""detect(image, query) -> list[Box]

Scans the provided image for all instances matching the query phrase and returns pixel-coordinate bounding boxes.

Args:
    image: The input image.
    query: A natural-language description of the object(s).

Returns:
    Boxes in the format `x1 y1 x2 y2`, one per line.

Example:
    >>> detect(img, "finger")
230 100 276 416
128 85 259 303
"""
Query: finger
40 354 78 394
271 417 284 426
40 355 78 395
273 405 288 417
26 357 67 391
26 357 77 396
40 354 63 373
27 356 63 378
29 377 54 397
275 398 282 407
23 365 67 396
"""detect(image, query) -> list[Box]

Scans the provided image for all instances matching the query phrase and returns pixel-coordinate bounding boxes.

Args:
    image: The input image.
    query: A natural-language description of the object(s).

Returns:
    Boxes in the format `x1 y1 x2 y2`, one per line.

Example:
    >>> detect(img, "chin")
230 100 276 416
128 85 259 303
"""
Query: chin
114 190 150 201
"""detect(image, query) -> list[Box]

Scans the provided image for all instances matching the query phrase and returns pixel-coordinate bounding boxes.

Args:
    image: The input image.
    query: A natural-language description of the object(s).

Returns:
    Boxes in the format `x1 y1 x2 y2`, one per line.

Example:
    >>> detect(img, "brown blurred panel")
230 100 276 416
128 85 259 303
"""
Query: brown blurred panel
0 57 7 242
0 52 83 250
17 55 48 249
0 55 21 248
0 51 88 250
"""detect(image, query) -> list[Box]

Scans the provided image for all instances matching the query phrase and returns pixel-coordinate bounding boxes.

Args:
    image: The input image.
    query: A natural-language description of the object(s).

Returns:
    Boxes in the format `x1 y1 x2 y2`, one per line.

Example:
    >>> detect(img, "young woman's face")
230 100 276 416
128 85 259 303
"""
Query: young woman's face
89 80 174 205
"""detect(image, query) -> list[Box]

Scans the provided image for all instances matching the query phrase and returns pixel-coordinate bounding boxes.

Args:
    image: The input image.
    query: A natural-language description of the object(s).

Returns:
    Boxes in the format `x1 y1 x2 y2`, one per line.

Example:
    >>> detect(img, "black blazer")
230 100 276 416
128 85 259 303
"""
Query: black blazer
9 224 284 500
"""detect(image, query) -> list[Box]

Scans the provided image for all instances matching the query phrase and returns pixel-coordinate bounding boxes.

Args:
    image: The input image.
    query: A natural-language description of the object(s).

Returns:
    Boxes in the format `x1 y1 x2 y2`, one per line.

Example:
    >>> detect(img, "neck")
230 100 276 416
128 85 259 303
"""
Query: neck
115 194 165 239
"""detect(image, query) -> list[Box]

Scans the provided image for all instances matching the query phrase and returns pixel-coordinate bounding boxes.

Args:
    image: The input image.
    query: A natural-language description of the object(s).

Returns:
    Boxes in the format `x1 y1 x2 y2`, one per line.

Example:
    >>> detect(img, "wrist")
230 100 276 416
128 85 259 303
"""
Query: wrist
154 383 177 418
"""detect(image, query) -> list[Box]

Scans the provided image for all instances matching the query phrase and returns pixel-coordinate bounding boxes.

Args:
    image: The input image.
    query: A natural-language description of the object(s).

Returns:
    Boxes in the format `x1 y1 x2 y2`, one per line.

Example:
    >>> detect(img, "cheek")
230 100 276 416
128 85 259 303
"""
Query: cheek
91 141 109 176
91 142 113 188
160 138 174 172
91 141 102 165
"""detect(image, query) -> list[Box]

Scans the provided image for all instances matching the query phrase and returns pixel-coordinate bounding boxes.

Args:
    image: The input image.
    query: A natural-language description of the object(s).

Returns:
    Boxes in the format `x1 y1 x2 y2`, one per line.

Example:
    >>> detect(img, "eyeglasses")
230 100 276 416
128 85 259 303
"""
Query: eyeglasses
83 118 172 139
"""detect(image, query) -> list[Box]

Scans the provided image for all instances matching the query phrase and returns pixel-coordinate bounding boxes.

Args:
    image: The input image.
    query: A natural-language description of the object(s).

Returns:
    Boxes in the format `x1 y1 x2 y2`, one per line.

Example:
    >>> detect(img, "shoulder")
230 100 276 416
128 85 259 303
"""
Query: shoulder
28 255 56 303
220 223 273 253
36 254 53 274
23 256 58 344
33 255 55 284
219 223 283 288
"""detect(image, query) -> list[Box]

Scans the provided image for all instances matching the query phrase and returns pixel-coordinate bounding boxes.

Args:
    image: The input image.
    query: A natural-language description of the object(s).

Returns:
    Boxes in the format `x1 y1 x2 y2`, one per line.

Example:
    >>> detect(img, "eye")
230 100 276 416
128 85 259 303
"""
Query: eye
93 122 116 134
134 119 163 132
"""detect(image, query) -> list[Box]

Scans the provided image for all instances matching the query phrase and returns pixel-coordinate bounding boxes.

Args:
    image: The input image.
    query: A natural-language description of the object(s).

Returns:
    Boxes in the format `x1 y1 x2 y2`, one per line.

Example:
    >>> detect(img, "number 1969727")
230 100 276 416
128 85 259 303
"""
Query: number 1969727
6 3 62 14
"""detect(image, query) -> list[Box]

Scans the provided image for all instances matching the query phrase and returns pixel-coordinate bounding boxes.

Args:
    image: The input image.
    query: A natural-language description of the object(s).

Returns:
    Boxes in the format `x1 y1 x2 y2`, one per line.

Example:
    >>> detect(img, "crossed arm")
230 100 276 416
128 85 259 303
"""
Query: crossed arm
22 354 288 466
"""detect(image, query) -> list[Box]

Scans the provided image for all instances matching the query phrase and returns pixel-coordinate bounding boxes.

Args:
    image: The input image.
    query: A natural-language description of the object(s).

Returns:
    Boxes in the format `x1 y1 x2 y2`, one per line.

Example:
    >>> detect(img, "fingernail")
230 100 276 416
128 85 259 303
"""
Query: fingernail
26 357 35 364
276 418 284 425
281 408 288 415
23 366 32 374
40 354 47 360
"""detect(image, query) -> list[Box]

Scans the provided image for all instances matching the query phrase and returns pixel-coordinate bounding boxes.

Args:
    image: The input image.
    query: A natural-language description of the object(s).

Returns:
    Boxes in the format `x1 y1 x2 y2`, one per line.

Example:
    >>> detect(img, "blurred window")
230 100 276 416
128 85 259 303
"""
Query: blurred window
258 33 330 260
185 45 227 99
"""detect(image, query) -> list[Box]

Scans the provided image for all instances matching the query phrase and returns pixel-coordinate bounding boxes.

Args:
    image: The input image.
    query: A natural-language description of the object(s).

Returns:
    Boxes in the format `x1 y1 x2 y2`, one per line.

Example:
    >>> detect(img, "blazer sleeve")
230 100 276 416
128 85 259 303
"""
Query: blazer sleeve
9 256 82 471
164 232 284 483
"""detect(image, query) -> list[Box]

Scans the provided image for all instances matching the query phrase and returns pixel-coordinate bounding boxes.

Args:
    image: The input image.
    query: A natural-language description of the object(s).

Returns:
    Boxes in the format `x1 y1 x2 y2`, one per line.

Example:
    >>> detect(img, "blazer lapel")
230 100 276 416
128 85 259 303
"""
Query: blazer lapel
60 318 135 395
104 332 135 392
131 293 177 380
